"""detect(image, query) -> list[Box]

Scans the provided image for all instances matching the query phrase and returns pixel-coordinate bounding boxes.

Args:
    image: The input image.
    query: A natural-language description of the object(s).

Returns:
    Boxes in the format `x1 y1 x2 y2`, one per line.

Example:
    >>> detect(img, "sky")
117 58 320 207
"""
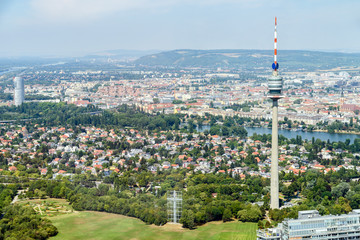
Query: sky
0 0 359 57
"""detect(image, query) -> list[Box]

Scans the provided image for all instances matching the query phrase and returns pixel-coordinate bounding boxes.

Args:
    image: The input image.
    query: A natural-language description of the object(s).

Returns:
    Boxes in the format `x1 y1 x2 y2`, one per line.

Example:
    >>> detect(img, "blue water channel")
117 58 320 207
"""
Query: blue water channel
245 127 360 143
195 125 360 143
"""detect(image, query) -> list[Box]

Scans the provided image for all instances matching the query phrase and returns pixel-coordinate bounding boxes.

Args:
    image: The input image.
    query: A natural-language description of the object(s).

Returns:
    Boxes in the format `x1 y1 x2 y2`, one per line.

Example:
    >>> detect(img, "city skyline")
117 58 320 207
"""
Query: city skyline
0 0 360 57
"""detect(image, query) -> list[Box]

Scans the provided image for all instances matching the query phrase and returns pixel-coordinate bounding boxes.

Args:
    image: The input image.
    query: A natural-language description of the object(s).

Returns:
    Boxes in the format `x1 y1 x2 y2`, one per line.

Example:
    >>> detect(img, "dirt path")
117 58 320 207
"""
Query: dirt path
265 210 271 223
11 189 25 204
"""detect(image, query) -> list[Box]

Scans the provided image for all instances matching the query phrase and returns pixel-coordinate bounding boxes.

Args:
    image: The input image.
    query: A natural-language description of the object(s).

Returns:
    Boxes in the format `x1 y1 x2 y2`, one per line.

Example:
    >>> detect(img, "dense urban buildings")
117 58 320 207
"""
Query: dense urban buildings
2 57 359 128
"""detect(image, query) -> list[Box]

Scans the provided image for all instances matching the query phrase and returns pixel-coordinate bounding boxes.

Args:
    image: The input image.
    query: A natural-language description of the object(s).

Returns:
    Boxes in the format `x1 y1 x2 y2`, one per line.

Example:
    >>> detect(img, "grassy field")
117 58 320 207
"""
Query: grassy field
50 211 257 240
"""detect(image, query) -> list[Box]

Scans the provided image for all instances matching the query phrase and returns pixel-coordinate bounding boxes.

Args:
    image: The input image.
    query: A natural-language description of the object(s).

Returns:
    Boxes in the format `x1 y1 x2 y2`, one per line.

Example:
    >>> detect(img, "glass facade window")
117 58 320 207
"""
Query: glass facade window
257 210 360 240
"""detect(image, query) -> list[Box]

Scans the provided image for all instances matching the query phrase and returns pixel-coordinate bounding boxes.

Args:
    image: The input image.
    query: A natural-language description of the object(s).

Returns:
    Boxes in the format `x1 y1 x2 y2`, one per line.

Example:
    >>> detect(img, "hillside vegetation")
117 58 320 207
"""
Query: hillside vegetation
135 49 360 71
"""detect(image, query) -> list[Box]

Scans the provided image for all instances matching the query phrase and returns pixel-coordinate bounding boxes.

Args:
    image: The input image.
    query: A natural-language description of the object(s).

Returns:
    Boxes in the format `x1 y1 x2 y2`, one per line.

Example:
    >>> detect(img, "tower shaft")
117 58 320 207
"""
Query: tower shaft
270 98 279 209
268 17 282 209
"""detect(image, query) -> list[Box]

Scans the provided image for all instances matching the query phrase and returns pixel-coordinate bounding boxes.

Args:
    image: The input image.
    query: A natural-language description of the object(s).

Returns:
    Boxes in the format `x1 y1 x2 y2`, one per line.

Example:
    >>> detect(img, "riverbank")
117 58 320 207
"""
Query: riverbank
313 129 360 135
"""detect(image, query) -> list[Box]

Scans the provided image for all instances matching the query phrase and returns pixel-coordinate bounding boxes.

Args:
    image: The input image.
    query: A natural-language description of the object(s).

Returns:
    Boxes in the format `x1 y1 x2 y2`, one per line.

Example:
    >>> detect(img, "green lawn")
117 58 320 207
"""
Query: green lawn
50 211 257 240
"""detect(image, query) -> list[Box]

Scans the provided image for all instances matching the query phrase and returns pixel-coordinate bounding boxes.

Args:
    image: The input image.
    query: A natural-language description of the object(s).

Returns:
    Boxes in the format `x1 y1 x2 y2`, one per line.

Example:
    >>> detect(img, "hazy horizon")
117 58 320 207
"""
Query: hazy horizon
2 48 360 60
1 0 360 57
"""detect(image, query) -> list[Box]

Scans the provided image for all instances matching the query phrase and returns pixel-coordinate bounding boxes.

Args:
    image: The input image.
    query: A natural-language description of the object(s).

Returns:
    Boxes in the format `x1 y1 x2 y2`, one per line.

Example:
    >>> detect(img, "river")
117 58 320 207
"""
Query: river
245 127 360 143
194 125 360 143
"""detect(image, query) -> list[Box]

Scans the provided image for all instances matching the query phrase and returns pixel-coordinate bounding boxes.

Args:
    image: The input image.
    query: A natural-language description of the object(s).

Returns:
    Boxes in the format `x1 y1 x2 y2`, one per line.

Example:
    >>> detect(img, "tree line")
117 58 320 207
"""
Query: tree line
0 184 58 239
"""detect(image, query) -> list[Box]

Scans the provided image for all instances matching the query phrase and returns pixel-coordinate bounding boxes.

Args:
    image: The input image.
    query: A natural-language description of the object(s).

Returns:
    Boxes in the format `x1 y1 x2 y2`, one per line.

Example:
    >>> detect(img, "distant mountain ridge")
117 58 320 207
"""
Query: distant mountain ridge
85 49 161 60
134 49 360 71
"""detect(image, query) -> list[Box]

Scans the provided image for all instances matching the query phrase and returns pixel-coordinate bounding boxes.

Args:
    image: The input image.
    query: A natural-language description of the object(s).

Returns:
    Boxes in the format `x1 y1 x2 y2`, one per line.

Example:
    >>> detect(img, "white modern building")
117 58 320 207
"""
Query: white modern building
257 209 360 240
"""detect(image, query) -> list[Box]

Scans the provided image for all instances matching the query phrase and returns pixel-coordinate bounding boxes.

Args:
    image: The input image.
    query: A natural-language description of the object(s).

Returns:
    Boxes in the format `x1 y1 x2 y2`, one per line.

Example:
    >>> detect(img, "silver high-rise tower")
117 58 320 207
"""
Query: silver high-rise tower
268 17 283 209
14 77 25 106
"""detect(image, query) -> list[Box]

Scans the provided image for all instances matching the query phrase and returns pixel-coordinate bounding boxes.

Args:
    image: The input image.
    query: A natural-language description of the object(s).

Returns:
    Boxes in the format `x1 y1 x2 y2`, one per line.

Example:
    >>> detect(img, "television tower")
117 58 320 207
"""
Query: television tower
268 17 283 209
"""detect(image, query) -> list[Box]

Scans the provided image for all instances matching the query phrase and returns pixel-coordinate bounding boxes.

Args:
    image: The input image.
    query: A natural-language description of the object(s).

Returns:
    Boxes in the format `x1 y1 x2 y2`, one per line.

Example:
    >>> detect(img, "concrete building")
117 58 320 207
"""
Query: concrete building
14 76 25 106
257 209 360 240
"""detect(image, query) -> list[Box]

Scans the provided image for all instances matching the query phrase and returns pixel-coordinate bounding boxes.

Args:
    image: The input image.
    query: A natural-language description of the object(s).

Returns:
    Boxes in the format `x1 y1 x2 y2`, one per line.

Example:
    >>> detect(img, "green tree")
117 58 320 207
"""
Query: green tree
332 182 350 198
180 209 195 229
222 208 232 222
237 205 262 222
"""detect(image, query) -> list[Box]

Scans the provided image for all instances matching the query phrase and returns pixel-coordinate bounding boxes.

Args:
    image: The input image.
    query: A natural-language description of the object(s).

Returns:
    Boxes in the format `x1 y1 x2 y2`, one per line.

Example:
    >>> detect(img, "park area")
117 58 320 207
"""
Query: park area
49 211 257 240
16 198 74 217
16 198 257 239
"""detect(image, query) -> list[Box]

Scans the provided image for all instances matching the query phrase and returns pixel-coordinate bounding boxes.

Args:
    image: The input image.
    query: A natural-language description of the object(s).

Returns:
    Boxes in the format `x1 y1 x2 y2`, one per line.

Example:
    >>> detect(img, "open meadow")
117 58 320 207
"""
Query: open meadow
15 198 257 239
49 211 257 240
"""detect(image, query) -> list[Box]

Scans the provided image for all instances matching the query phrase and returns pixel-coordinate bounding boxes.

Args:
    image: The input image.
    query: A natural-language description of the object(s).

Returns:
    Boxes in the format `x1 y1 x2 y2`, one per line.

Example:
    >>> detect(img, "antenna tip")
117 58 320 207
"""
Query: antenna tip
275 17 277 25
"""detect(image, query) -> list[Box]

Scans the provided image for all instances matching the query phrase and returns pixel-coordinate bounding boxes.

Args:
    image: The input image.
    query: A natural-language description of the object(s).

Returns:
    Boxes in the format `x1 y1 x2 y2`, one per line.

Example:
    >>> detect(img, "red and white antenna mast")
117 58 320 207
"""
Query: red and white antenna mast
272 17 279 72
274 17 277 70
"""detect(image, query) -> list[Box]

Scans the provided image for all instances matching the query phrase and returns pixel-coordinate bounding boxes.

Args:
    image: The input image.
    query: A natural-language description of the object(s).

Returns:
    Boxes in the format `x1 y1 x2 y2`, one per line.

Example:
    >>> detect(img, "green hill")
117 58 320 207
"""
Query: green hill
134 49 360 71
